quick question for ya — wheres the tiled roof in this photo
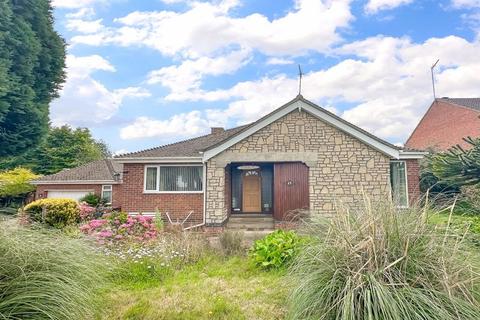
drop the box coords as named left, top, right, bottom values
left=439, top=97, right=480, bottom=111
left=33, top=159, right=123, bottom=183
left=115, top=125, right=249, bottom=158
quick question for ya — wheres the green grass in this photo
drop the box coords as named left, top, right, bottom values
left=96, top=255, right=287, bottom=320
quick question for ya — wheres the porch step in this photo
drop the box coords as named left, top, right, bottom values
left=226, top=214, right=274, bottom=231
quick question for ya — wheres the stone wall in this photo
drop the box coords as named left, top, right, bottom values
left=205, top=108, right=391, bottom=224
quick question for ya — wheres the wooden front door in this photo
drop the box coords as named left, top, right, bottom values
left=242, top=171, right=261, bottom=212
left=273, top=163, right=309, bottom=220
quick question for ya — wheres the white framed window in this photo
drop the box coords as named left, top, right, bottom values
left=390, top=161, right=408, bottom=208
left=144, top=165, right=203, bottom=193
left=101, top=185, right=113, bottom=204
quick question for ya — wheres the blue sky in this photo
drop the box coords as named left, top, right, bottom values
left=50, top=0, right=480, bottom=154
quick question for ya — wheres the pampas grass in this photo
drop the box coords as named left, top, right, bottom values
left=288, top=198, right=480, bottom=320
left=0, top=225, right=106, bottom=320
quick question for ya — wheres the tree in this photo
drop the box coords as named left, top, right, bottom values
left=431, top=137, right=480, bottom=187
left=0, top=0, right=66, bottom=157
left=0, top=125, right=112, bottom=175
left=0, top=167, right=39, bottom=206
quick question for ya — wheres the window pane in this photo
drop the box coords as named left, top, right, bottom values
left=102, top=191, right=112, bottom=204
left=390, top=162, right=408, bottom=207
left=159, top=166, right=203, bottom=191
left=145, top=167, right=158, bottom=190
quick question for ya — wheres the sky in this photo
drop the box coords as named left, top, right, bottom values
left=50, top=0, right=480, bottom=155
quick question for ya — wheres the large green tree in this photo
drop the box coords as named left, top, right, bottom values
left=0, top=0, right=65, bottom=157
left=0, top=126, right=111, bottom=175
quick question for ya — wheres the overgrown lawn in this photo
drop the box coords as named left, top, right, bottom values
left=96, top=256, right=287, bottom=320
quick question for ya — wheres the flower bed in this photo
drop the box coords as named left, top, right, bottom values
left=80, top=212, right=158, bottom=244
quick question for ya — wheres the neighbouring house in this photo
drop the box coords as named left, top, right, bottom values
left=32, top=159, right=123, bottom=208
left=405, top=97, right=480, bottom=151
left=32, top=96, right=425, bottom=230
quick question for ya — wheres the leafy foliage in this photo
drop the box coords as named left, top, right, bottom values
left=250, top=229, right=303, bottom=269
left=24, top=198, right=80, bottom=228
left=0, top=225, right=105, bottom=320
left=431, top=137, right=480, bottom=187
left=80, top=193, right=102, bottom=207
left=0, top=0, right=65, bottom=157
left=0, top=125, right=111, bottom=175
left=0, top=167, right=38, bottom=197
left=288, top=201, right=480, bottom=320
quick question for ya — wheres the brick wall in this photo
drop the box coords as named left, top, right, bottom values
left=206, top=103, right=391, bottom=224
left=122, top=163, right=204, bottom=224
left=35, top=184, right=123, bottom=208
left=406, top=100, right=480, bottom=151
left=405, top=159, right=421, bottom=206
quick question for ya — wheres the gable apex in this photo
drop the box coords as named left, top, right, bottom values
left=202, top=96, right=401, bottom=161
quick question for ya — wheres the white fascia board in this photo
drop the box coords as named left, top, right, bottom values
left=202, top=100, right=400, bottom=161
left=398, top=151, right=428, bottom=159
left=116, top=157, right=203, bottom=164
left=31, top=180, right=120, bottom=185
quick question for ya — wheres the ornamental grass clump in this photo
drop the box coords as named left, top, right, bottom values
left=0, top=225, right=106, bottom=320
left=288, top=199, right=480, bottom=320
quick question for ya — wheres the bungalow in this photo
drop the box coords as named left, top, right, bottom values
left=33, top=95, right=425, bottom=230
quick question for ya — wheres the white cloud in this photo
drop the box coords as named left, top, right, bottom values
left=120, top=111, right=210, bottom=139
left=52, top=0, right=105, bottom=9
left=147, top=49, right=251, bottom=100
left=71, top=0, right=353, bottom=57
left=65, top=8, right=96, bottom=19
left=50, top=54, right=150, bottom=126
left=66, top=18, right=104, bottom=33
left=452, top=0, right=480, bottom=8
left=266, top=57, right=295, bottom=65
left=364, top=0, right=413, bottom=14
left=145, top=35, right=480, bottom=142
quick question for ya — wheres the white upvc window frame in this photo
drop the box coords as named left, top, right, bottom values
left=143, top=164, right=204, bottom=194
left=101, top=185, right=113, bottom=205
left=390, top=160, right=409, bottom=208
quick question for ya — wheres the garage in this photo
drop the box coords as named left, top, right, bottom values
left=46, top=190, right=93, bottom=201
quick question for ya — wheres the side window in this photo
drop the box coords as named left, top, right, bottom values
left=102, top=185, right=113, bottom=204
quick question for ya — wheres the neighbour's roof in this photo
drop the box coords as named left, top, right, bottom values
left=438, top=97, right=480, bottom=111
left=115, top=125, right=249, bottom=158
left=32, top=159, right=123, bottom=183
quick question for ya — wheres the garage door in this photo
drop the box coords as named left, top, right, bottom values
left=47, top=190, right=92, bottom=201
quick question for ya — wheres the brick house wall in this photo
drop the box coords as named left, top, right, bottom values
left=205, top=106, right=391, bottom=224
left=35, top=184, right=123, bottom=208
left=406, top=100, right=480, bottom=151
left=405, top=159, right=421, bottom=206
left=121, top=163, right=204, bottom=224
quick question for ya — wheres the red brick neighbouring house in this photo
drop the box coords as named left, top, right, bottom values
left=33, top=96, right=425, bottom=229
left=405, top=97, right=480, bottom=151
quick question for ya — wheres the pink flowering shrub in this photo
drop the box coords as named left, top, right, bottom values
left=79, top=203, right=96, bottom=221
left=80, top=212, right=158, bottom=244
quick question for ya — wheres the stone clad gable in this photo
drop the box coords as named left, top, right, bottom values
left=205, top=109, right=391, bottom=224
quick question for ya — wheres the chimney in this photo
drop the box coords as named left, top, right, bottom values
left=211, top=127, right=225, bottom=134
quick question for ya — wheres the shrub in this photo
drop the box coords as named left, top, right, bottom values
left=250, top=229, right=303, bottom=269
left=24, top=198, right=80, bottom=228
left=0, top=168, right=39, bottom=207
left=80, top=193, right=102, bottom=207
left=0, top=225, right=106, bottom=319
left=79, top=202, right=96, bottom=221
left=219, top=230, right=245, bottom=256
left=288, top=200, right=480, bottom=320
left=80, top=212, right=157, bottom=244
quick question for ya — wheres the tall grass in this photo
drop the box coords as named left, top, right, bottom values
left=0, top=225, right=106, bottom=320
left=288, top=199, right=480, bottom=320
